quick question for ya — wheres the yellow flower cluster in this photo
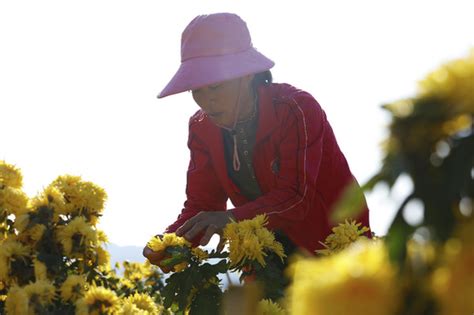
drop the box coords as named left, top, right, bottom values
left=1, top=162, right=167, bottom=314
left=147, top=233, right=190, bottom=252
left=316, top=220, right=370, bottom=256
left=50, top=175, right=107, bottom=224
left=223, top=214, right=285, bottom=268
left=76, top=286, right=120, bottom=315
left=287, top=240, right=399, bottom=315
left=431, top=221, right=474, bottom=315
left=0, top=161, right=23, bottom=189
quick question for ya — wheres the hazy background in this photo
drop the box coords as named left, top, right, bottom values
left=1, top=0, right=473, bottom=257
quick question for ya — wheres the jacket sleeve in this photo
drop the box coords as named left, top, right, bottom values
left=231, top=92, right=327, bottom=230
left=165, top=127, right=228, bottom=234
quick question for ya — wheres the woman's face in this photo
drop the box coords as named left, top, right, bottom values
left=191, top=75, right=253, bottom=128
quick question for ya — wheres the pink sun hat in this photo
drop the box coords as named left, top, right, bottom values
left=157, top=13, right=275, bottom=98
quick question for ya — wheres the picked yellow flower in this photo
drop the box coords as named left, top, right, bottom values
left=147, top=233, right=191, bottom=253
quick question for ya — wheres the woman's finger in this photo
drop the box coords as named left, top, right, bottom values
left=200, top=224, right=218, bottom=246
left=182, top=220, right=207, bottom=241
left=176, top=212, right=205, bottom=236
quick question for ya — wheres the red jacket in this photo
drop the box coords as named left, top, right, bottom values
left=165, top=83, right=370, bottom=253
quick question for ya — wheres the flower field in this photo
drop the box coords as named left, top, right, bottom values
left=1, top=50, right=473, bottom=314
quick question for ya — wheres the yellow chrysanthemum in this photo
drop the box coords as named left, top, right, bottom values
left=223, top=215, right=285, bottom=268
left=5, top=285, right=29, bottom=315
left=120, top=293, right=162, bottom=315
left=29, top=186, right=67, bottom=218
left=316, top=219, right=370, bottom=256
left=24, top=280, right=56, bottom=306
left=257, top=299, right=286, bottom=315
left=287, top=240, right=399, bottom=315
left=76, top=286, right=120, bottom=315
left=431, top=229, right=474, bottom=315
left=56, top=216, right=97, bottom=256
left=34, top=259, right=48, bottom=281
left=0, top=240, right=30, bottom=282
left=0, top=186, right=29, bottom=216
left=191, top=247, right=209, bottom=261
left=60, top=274, right=87, bottom=302
left=0, top=161, right=23, bottom=189
left=147, top=233, right=191, bottom=253
left=49, top=175, right=107, bottom=222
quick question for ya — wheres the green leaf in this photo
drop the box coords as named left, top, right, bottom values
left=189, top=285, right=222, bottom=315
left=331, top=181, right=368, bottom=223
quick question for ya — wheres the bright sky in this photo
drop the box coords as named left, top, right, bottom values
left=1, top=0, right=473, bottom=247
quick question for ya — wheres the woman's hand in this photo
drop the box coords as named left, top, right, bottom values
left=176, top=211, right=235, bottom=246
left=142, top=236, right=172, bottom=273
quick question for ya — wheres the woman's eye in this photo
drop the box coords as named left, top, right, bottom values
left=209, top=84, right=220, bottom=90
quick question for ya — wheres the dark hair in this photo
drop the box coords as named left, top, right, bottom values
left=251, top=70, right=273, bottom=93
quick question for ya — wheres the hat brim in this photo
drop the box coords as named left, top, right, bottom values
left=157, top=47, right=274, bottom=98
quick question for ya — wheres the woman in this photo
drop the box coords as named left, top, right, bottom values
left=144, top=13, right=370, bottom=268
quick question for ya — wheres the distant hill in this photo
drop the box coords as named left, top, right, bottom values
left=106, top=243, right=146, bottom=266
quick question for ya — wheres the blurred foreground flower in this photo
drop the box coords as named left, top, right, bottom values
left=431, top=221, right=474, bottom=315
left=287, top=240, right=399, bottom=315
